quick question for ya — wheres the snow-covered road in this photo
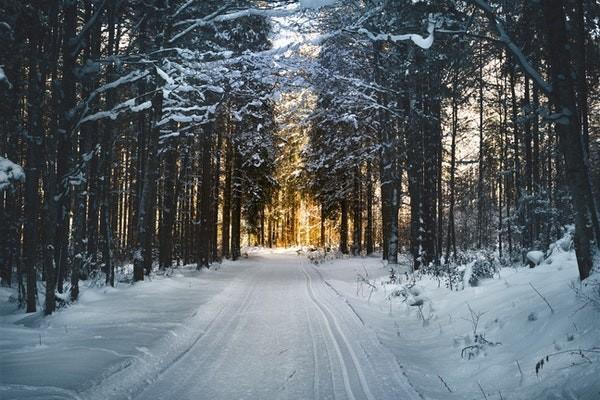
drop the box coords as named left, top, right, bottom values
left=4, top=250, right=597, bottom=399
left=0, top=251, right=419, bottom=400
left=127, top=253, right=419, bottom=400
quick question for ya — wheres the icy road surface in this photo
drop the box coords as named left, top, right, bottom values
left=126, top=253, right=420, bottom=400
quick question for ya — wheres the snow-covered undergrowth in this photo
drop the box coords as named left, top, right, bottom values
left=0, top=260, right=256, bottom=399
left=0, top=156, right=25, bottom=192
left=314, top=251, right=600, bottom=399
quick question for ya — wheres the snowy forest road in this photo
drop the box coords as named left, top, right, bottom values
left=126, top=253, right=420, bottom=400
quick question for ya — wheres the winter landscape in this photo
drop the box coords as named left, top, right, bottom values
left=1, top=0, right=599, bottom=399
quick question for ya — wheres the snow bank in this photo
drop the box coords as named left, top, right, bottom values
left=527, top=250, right=545, bottom=266
left=314, top=251, right=600, bottom=399
left=0, top=156, right=25, bottom=191
left=299, top=0, right=338, bottom=9
left=0, top=261, right=256, bottom=399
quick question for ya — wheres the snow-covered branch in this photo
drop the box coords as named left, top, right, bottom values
left=79, top=98, right=152, bottom=124
left=0, top=66, right=12, bottom=89
left=468, top=0, right=552, bottom=94
left=0, top=157, right=25, bottom=191
left=76, top=69, right=151, bottom=129
left=71, top=0, right=107, bottom=57
left=356, top=14, right=441, bottom=50
left=170, top=0, right=339, bottom=43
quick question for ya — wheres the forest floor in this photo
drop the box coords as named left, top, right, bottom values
left=0, top=249, right=599, bottom=400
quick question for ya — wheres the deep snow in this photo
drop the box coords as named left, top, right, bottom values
left=315, top=251, right=600, bottom=400
left=0, top=248, right=598, bottom=400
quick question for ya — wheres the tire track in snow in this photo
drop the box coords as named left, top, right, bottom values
left=182, top=274, right=263, bottom=389
left=301, top=265, right=376, bottom=400
left=81, top=265, right=261, bottom=400
left=303, top=272, right=340, bottom=400
left=308, top=264, right=424, bottom=400
left=303, top=299, right=321, bottom=400
left=0, top=384, right=83, bottom=400
left=134, top=269, right=263, bottom=399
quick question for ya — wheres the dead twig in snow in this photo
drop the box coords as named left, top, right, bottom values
left=529, top=282, right=555, bottom=314
left=516, top=359, right=524, bottom=384
left=477, top=382, right=488, bottom=400
left=438, top=375, right=452, bottom=393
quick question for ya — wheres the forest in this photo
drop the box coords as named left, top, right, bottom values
left=1, top=0, right=598, bottom=311
left=0, top=1, right=599, bottom=398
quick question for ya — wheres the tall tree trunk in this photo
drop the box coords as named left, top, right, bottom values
left=211, top=125, right=222, bottom=261
left=197, top=126, right=213, bottom=269
left=523, top=77, right=533, bottom=249
left=509, top=66, right=523, bottom=254
left=320, top=204, right=326, bottom=247
left=159, top=140, right=178, bottom=269
left=23, top=25, right=44, bottom=312
left=101, top=2, right=118, bottom=286
left=222, top=135, right=232, bottom=259
left=339, top=199, right=349, bottom=254
left=542, top=0, right=595, bottom=280
left=230, top=148, right=242, bottom=261
left=365, top=162, right=374, bottom=255
left=352, top=165, right=362, bottom=255
left=134, top=91, right=163, bottom=280
left=445, top=91, right=458, bottom=265
left=477, top=46, right=485, bottom=249
left=42, top=1, right=63, bottom=315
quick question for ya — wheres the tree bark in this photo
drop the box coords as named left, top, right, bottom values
left=365, top=162, right=374, bottom=255
left=197, top=125, right=213, bottom=269
left=159, top=140, right=178, bottom=269
left=339, top=199, right=349, bottom=254
left=222, top=135, right=232, bottom=259
left=351, top=165, right=362, bottom=255
left=230, top=148, right=242, bottom=261
left=542, top=0, right=595, bottom=280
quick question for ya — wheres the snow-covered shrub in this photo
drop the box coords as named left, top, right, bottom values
left=305, top=247, right=344, bottom=264
left=387, top=282, right=427, bottom=307
left=468, top=251, right=500, bottom=286
left=422, top=250, right=500, bottom=290
left=572, top=274, right=600, bottom=311
left=356, top=268, right=378, bottom=301
left=548, top=225, right=574, bottom=257
left=460, top=304, right=501, bottom=360
left=0, top=157, right=25, bottom=192
left=387, top=268, right=398, bottom=284
left=445, top=261, right=464, bottom=291
left=526, top=250, right=545, bottom=268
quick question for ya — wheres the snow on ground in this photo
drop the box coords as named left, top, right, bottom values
left=0, top=260, right=257, bottom=400
left=299, top=0, right=338, bottom=9
left=314, top=251, right=600, bottom=400
left=1, top=247, right=598, bottom=400
left=0, top=251, right=421, bottom=400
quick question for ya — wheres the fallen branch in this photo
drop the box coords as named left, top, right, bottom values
left=535, top=347, right=600, bottom=375
left=529, top=282, right=555, bottom=314
left=477, top=382, right=488, bottom=400
left=438, top=375, right=452, bottom=393
left=516, top=359, right=524, bottom=384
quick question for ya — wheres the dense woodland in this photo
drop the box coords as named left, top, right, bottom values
left=0, top=0, right=598, bottom=315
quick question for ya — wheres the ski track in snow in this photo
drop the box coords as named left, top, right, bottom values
left=301, top=265, right=374, bottom=400
left=106, top=253, right=419, bottom=399
left=1, top=252, right=421, bottom=400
